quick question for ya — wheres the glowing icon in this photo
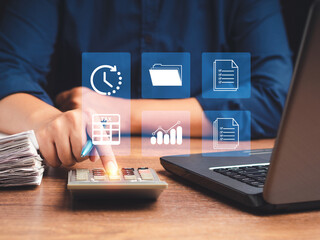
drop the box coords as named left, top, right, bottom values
left=149, top=64, right=182, bottom=86
left=90, top=65, right=123, bottom=96
left=213, top=118, right=239, bottom=149
left=92, top=114, right=120, bottom=145
left=150, top=121, right=182, bottom=145
left=213, top=59, right=239, bottom=91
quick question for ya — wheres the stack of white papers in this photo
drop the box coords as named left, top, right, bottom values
left=0, top=130, right=44, bottom=187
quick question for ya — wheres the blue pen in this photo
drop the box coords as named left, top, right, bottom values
left=81, top=119, right=107, bottom=158
left=80, top=138, right=94, bottom=157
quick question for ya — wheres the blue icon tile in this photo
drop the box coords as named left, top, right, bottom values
left=142, top=52, right=190, bottom=99
left=82, top=52, right=131, bottom=99
left=202, top=53, right=251, bottom=99
left=81, top=52, right=131, bottom=156
left=202, top=111, right=251, bottom=157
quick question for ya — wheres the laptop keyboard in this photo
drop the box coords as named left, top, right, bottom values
left=212, top=164, right=269, bottom=188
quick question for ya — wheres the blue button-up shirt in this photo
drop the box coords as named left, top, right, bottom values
left=0, top=0, right=292, bottom=139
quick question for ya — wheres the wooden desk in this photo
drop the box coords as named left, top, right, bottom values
left=0, top=138, right=319, bottom=240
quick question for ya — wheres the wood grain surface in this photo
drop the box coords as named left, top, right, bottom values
left=0, top=137, right=319, bottom=240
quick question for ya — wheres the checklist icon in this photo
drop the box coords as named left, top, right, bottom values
left=213, top=118, right=239, bottom=149
left=213, top=59, right=239, bottom=91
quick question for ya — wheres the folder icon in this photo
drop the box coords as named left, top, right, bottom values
left=149, top=64, right=182, bottom=86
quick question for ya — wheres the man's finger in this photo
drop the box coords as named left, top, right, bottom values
left=39, top=138, right=62, bottom=168
left=96, top=144, right=118, bottom=174
left=83, top=109, right=118, bottom=173
left=89, top=148, right=99, bottom=162
left=70, top=123, right=87, bottom=162
left=54, top=132, right=77, bottom=167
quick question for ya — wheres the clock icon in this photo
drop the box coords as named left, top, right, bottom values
left=90, top=65, right=123, bottom=96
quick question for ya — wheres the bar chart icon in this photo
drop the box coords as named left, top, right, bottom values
left=150, top=121, right=182, bottom=145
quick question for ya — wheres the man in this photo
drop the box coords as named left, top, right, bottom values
left=0, top=0, right=292, bottom=172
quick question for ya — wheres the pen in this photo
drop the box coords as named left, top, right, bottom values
left=81, top=119, right=107, bottom=158
left=80, top=138, right=94, bottom=157
left=80, top=120, right=108, bottom=158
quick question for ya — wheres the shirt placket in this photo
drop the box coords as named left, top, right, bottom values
left=141, top=0, right=160, bottom=51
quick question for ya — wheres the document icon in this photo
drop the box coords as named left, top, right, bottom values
left=149, top=64, right=182, bottom=86
left=213, top=118, right=239, bottom=149
left=213, top=59, right=239, bottom=91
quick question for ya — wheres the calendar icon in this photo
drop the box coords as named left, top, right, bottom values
left=92, top=114, right=121, bottom=145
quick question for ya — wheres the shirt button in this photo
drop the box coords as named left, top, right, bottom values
left=144, top=34, right=153, bottom=44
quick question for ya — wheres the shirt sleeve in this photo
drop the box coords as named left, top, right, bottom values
left=0, top=0, right=60, bottom=105
left=197, top=0, right=293, bottom=139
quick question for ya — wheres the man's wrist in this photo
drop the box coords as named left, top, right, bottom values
left=27, top=103, right=61, bottom=131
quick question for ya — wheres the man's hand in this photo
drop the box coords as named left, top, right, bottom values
left=56, top=87, right=131, bottom=133
left=0, top=93, right=118, bottom=172
left=34, top=109, right=117, bottom=171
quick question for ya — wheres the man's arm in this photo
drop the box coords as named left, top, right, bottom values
left=0, top=93, right=60, bottom=134
left=56, top=87, right=212, bottom=138
left=0, top=0, right=59, bottom=105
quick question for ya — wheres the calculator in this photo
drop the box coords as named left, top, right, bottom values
left=67, top=167, right=168, bottom=199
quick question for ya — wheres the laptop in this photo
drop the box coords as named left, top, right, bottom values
left=160, top=1, right=320, bottom=213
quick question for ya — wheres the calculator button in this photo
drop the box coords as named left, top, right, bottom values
left=93, top=175, right=106, bottom=180
left=108, top=169, right=121, bottom=180
left=138, top=169, right=154, bottom=180
left=92, top=169, right=106, bottom=180
left=124, top=175, right=137, bottom=180
left=76, top=169, right=89, bottom=181
left=122, top=167, right=134, bottom=171
left=108, top=174, right=121, bottom=180
left=121, top=168, right=134, bottom=174
left=121, top=168, right=136, bottom=180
